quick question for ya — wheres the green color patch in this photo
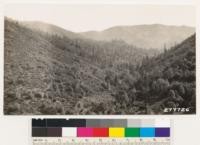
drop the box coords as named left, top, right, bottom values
left=125, top=128, right=140, bottom=137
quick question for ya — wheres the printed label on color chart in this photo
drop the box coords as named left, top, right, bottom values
left=31, top=119, right=171, bottom=145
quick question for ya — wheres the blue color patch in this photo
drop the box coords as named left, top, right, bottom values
left=140, top=128, right=155, bottom=137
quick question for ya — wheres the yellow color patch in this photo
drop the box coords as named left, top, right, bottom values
left=109, top=128, right=125, bottom=137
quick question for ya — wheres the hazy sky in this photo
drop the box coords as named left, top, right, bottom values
left=5, top=4, right=195, bottom=32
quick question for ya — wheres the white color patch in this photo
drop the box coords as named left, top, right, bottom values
left=62, top=127, right=77, bottom=137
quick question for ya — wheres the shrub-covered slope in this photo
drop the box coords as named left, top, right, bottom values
left=4, top=19, right=107, bottom=114
left=4, top=18, right=156, bottom=114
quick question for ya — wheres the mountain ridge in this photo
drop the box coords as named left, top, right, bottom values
left=9, top=17, right=194, bottom=50
left=20, top=20, right=82, bottom=39
left=80, top=24, right=195, bottom=49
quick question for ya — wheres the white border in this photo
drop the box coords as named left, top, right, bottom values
left=0, top=1, right=199, bottom=145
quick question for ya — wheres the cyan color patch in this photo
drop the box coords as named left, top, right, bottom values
left=140, top=128, right=155, bottom=137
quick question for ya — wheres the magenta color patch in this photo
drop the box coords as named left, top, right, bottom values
left=77, top=127, right=93, bottom=137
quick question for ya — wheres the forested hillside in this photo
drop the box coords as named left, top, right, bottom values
left=4, top=18, right=195, bottom=115
left=122, top=35, right=196, bottom=114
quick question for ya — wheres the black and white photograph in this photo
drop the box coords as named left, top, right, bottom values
left=4, top=4, right=196, bottom=115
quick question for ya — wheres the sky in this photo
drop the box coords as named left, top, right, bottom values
left=5, top=4, right=195, bottom=32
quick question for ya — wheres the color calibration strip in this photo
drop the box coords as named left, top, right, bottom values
left=32, top=119, right=170, bottom=138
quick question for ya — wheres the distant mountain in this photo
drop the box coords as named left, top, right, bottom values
left=20, top=21, right=82, bottom=39
left=18, top=19, right=195, bottom=50
left=80, top=24, right=195, bottom=49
